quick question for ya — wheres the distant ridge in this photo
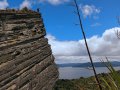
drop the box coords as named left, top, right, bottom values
left=57, top=61, right=120, bottom=67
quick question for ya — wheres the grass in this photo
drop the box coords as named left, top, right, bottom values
left=100, top=58, right=120, bottom=90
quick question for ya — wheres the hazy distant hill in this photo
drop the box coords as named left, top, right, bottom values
left=57, top=61, right=120, bottom=67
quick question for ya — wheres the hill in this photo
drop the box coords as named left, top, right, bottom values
left=57, top=61, right=120, bottom=67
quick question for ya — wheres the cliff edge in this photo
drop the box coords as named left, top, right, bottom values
left=0, top=9, right=58, bottom=90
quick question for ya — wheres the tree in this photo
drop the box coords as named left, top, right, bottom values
left=21, top=7, right=29, bottom=12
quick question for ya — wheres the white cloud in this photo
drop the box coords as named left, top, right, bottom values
left=47, top=0, right=69, bottom=5
left=55, top=56, right=120, bottom=64
left=38, top=0, right=69, bottom=5
left=46, top=27, right=120, bottom=63
left=19, top=0, right=69, bottom=9
left=91, top=23, right=101, bottom=27
left=0, top=0, right=9, bottom=9
left=20, top=0, right=32, bottom=9
left=46, top=34, right=83, bottom=56
left=79, top=4, right=100, bottom=18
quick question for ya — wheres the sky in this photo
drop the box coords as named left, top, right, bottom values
left=0, top=0, right=120, bottom=63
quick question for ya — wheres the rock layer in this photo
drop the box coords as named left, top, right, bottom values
left=0, top=10, right=58, bottom=90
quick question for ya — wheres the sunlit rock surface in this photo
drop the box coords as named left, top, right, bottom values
left=0, top=9, right=58, bottom=90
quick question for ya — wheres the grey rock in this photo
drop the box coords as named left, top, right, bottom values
left=0, top=10, right=58, bottom=90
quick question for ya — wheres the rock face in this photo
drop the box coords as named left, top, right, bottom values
left=0, top=10, right=58, bottom=90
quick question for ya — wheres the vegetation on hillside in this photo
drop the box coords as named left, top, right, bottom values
left=54, top=57, right=120, bottom=90
left=0, top=7, right=39, bottom=14
left=53, top=70, right=120, bottom=90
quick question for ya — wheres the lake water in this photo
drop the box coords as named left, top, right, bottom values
left=59, top=67, right=120, bottom=79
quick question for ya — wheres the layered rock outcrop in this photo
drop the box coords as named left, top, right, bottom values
left=0, top=10, right=58, bottom=90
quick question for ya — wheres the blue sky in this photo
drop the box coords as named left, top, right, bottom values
left=40, top=0, right=120, bottom=40
left=0, top=0, right=120, bottom=63
left=39, top=0, right=120, bottom=40
left=1, top=0, right=119, bottom=40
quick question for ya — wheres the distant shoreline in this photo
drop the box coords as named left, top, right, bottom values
left=57, top=61, right=120, bottom=68
left=58, top=66, right=120, bottom=79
